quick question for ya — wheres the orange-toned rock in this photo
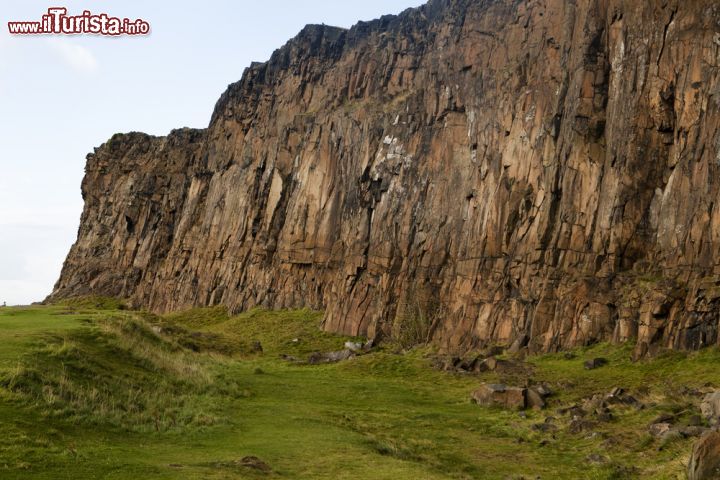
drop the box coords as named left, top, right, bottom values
left=50, top=0, right=720, bottom=356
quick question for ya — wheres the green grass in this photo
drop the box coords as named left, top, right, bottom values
left=0, top=304, right=713, bottom=478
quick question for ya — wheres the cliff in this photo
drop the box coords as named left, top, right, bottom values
left=51, top=0, right=720, bottom=357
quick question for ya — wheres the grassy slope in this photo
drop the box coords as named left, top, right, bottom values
left=0, top=303, right=713, bottom=479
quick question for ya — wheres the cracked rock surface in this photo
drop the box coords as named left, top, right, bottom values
left=51, top=0, right=720, bottom=356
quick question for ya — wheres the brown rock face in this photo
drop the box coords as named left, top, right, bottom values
left=51, top=0, right=720, bottom=355
left=689, top=431, right=720, bottom=480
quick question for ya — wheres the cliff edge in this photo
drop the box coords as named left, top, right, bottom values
left=51, top=0, right=720, bottom=357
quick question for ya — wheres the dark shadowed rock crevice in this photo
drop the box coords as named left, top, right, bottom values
left=51, top=0, right=720, bottom=356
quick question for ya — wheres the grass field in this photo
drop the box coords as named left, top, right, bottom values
left=0, top=301, right=713, bottom=479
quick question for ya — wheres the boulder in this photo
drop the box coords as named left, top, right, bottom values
left=583, top=394, right=607, bottom=411
left=526, top=388, right=546, bottom=410
left=508, top=334, right=529, bottom=354
left=701, top=391, right=720, bottom=424
left=535, top=384, right=553, bottom=398
left=594, top=407, right=613, bottom=422
left=344, top=341, right=363, bottom=352
left=457, top=355, right=481, bottom=372
left=584, top=358, right=608, bottom=370
left=482, top=357, right=498, bottom=371
left=649, top=422, right=673, bottom=437
left=307, top=349, right=354, bottom=364
left=479, top=357, right=519, bottom=373
left=689, top=431, right=720, bottom=480
left=568, top=418, right=596, bottom=434
left=471, top=384, right=526, bottom=410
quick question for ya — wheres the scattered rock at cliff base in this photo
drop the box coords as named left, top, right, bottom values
left=507, top=334, right=529, bottom=354
left=344, top=339, right=374, bottom=353
left=344, top=341, right=363, bottom=352
left=471, top=384, right=551, bottom=411
left=471, top=384, right=526, bottom=410
left=568, top=418, right=596, bottom=434
left=584, top=358, right=608, bottom=370
left=307, top=349, right=354, bottom=364
left=434, top=352, right=530, bottom=376
left=649, top=422, right=673, bottom=438
left=689, top=431, right=720, bottom=480
left=701, top=391, right=720, bottom=425
left=237, top=456, right=271, bottom=474
left=526, top=388, right=546, bottom=410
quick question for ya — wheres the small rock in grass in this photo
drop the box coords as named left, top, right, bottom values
left=649, top=422, right=673, bottom=437
left=307, top=349, right=354, bottom=364
left=568, top=418, right=596, bottom=434
left=526, top=388, right=546, bottom=410
left=344, top=341, right=363, bottom=352
left=594, top=407, right=613, bottom=422
left=535, top=384, right=553, bottom=398
left=584, top=358, right=608, bottom=370
left=238, top=456, right=271, bottom=473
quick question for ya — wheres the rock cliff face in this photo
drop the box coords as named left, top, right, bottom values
left=51, top=0, right=720, bottom=356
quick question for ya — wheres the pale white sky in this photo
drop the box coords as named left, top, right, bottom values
left=0, top=0, right=424, bottom=305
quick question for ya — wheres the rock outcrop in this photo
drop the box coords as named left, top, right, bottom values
left=51, top=0, right=720, bottom=356
left=689, top=431, right=720, bottom=480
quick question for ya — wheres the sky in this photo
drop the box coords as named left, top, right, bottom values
left=0, top=0, right=425, bottom=306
